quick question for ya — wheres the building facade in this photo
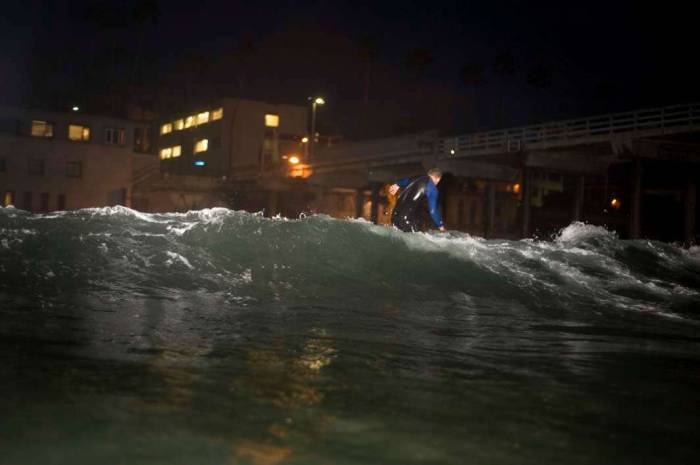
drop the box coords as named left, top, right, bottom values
left=135, top=98, right=309, bottom=212
left=157, top=98, right=308, bottom=178
left=0, top=106, right=155, bottom=212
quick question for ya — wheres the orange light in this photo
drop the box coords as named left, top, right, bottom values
left=610, top=198, right=621, bottom=210
left=289, top=163, right=312, bottom=178
left=288, top=156, right=300, bottom=165
left=512, top=183, right=521, bottom=194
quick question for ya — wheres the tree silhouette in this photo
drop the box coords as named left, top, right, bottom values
left=357, top=36, right=380, bottom=105
left=404, top=48, right=434, bottom=78
left=460, top=63, right=486, bottom=130
left=526, top=62, right=553, bottom=121
left=128, top=1, right=160, bottom=96
left=231, top=36, right=257, bottom=95
left=492, top=51, right=516, bottom=77
left=526, top=63, right=552, bottom=90
left=492, top=51, right=516, bottom=126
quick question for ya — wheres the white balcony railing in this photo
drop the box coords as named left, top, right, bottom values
left=438, top=103, right=700, bottom=157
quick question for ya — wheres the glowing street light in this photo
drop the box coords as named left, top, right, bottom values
left=288, top=155, right=301, bottom=165
left=309, top=96, right=325, bottom=158
left=301, top=136, right=309, bottom=143
left=72, top=106, right=79, bottom=112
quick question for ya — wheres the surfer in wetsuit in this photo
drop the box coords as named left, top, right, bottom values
left=389, top=168, right=445, bottom=232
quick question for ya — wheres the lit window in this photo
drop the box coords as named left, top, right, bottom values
left=172, top=145, right=182, bottom=157
left=3, top=191, right=14, bottom=207
left=68, top=124, right=90, bottom=141
left=265, top=114, right=279, bottom=127
left=174, top=119, right=184, bottom=130
left=159, top=147, right=172, bottom=159
left=194, top=139, right=208, bottom=153
left=185, top=116, right=196, bottom=128
left=31, top=120, right=53, bottom=138
left=211, top=108, right=223, bottom=120
left=104, top=128, right=125, bottom=145
left=161, top=123, right=172, bottom=135
left=197, top=111, right=210, bottom=125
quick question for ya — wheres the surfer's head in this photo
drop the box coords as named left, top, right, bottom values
left=427, top=168, right=443, bottom=185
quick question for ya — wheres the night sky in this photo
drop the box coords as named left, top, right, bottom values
left=1, top=0, right=697, bottom=138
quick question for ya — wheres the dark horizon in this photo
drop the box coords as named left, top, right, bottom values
left=2, top=0, right=699, bottom=138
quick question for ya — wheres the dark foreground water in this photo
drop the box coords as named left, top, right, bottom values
left=1, top=206, right=699, bottom=465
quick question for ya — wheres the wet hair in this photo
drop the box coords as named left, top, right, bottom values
left=427, top=168, right=442, bottom=178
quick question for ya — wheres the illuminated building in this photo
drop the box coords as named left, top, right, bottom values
left=156, top=98, right=307, bottom=178
left=0, top=106, right=154, bottom=211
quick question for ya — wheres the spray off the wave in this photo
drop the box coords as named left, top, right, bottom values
left=1, top=206, right=700, bottom=465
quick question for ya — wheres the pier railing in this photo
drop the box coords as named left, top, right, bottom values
left=438, top=103, right=700, bottom=157
left=312, top=133, right=436, bottom=172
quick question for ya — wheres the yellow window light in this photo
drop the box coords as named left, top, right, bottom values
left=172, top=145, right=182, bottom=157
left=194, top=139, right=208, bottom=153
left=160, top=147, right=172, bottom=159
left=265, top=114, right=279, bottom=128
left=197, top=111, right=210, bottom=125
left=68, top=124, right=90, bottom=141
left=211, top=107, right=223, bottom=120
left=185, top=115, right=196, bottom=128
left=31, top=120, right=53, bottom=138
left=3, top=191, right=13, bottom=207
left=174, top=119, right=184, bottom=131
left=161, top=123, right=172, bottom=135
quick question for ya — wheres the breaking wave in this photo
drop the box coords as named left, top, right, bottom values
left=3, top=205, right=700, bottom=465
left=1, top=206, right=699, bottom=322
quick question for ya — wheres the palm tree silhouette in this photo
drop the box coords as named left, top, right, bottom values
left=460, top=63, right=486, bottom=130
left=526, top=62, right=553, bottom=121
left=492, top=51, right=516, bottom=126
left=357, top=36, right=380, bottom=105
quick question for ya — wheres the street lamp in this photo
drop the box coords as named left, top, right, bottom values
left=309, top=97, right=325, bottom=158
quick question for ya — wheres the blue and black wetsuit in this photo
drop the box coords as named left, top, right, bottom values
left=391, top=176, right=444, bottom=232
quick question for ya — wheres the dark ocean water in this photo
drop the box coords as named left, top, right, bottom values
left=1, top=206, right=699, bottom=465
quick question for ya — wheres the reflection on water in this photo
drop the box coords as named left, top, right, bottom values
left=2, top=208, right=700, bottom=464
left=229, top=329, right=337, bottom=464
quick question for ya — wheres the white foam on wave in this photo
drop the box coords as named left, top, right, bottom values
left=165, top=251, right=194, bottom=269
left=85, top=205, right=161, bottom=223
left=554, top=222, right=617, bottom=245
left=372, top=222, right=697, bottom=321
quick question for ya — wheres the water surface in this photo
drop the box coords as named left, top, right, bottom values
left=1, top=207, right=699, bottom=464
